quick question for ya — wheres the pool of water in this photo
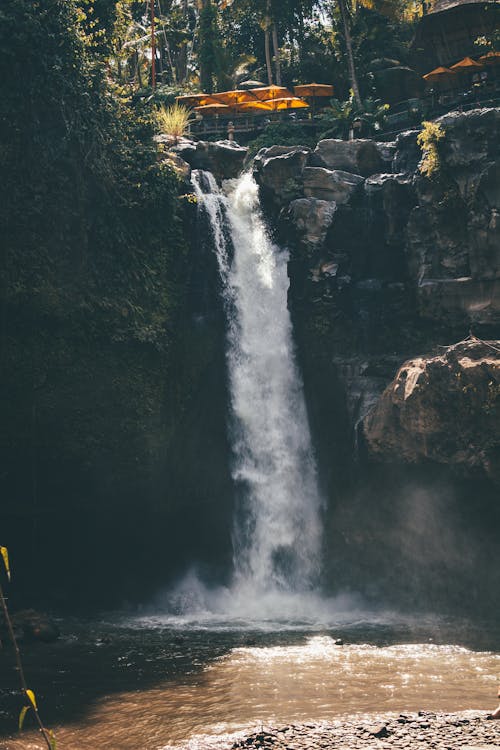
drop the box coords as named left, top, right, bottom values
left=0, top=615, right=499, bottom=750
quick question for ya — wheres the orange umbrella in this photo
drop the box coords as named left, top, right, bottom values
left=238, top=97, right=309, bottom=117
left=250, top=85, right=295, bottom=101
left=294, top=83, right=334, bottom=97
left=423, top=66, right=456, bottom=81
left=194, top=103, right=231, bottom=116
left=422, top=66, right=457, bottom=90
left=176, top=93, right=219, bottom=106
left=237, top=100, right=274, bottom=112
left=268, top=97, right=309, bottom=110
left=450, top=56, right=484, bottom=71
left=210, top=89, right=260, bottom=105
left=479, top=51, right=500, bottom=65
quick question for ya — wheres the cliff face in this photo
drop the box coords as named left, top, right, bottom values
left=253, top=108, right=500, bottom=485
left=253, top=109, right=500, bottom=611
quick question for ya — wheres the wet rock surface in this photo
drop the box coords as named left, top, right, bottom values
left=229, top=712, right=500, bottom=750
left=173, top=138, right=248, bottom=182
left=362, top=338, right=500, bottom=482
left=1, top=609, right=60, bottom=643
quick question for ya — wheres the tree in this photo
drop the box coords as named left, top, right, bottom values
left=334, top=0, right=362, bottom=106
left=198, top=0, right=218, bottom=92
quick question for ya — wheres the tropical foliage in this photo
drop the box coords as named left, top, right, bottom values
left=318, top=93, right=389, bottom=139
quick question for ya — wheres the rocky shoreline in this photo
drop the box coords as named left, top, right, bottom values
left=230, top=712, right=500, bottom=750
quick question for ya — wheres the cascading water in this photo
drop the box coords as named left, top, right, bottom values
left=189, top=170, right=324, bottom=614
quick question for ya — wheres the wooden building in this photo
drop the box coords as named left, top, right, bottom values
left=411, top=0, right=500, bottom=73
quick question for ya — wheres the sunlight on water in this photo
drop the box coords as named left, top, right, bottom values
left=4, top=635, right=499, bottom=750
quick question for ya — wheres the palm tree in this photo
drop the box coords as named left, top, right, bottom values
left=336, top=0, right=362, bottom=107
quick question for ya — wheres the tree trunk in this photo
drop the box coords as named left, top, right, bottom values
left=338, top=0, right=362, bottom=108
left=264, top=24, right=273, bottom=85
left=271, top=23, right=281, bottom=86
left=177, top=0, right=188, bottom=83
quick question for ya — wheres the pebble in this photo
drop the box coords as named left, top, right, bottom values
left=230, top=712, right=500, bottom=750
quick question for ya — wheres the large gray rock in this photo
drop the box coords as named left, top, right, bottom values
left=174, top=139, right=247, bottom=182
left=364, top=173, right=416, bottom=246
left=286, top=198, right=337, bottom=251
left=253, top=146, right=311, bottom=208
left=362, top=338, right=500, bottom=482
left=393, top=129, right=421, bottom=174
left=437, top=107, right=500, bottom=169
left=303, top=167, right=364, bottom=204
left=311, top=139, right=385, bottom=177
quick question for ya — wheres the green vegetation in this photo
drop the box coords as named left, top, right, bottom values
left=417, top=121, right=446, bottom=178
left=318, top=94, right=389, bottom=139
left=156, top=103, right=193, bottom=140
left=0, top=0, right=191, bottom=596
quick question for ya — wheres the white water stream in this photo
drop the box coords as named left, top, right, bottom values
left=186, top=170, right=324, bottom=617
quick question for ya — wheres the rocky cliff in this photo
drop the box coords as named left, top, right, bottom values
left=253, top=108, right=500, bottom=487
left=251, top=109, right=500, bottom=611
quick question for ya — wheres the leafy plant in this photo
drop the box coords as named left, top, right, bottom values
left=318, top=93, right=389, bottom=139
left=417, top=121, right=445, bottom=178
left=155, top=103, right=192, bottom=141
left=0, top=547, right=56, bottom=749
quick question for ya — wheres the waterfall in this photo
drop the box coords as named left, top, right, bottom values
left=192, top=170, right=323, bottom=606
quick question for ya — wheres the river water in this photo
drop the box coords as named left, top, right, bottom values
left=0, top=617, right=499, bottom=750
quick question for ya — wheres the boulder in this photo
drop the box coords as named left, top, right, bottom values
left=161, top=152, right=191, bottom=184
left=364, top=173, right=416, bottom=246
left=311, top=139, right=384, bottom=177
left=303, top=167, right=364, bottom=204
left=286, top=198, right=337, bottom=251
left=253, top=146, right=311, bottom=208
left=436, top=108, right=500, bottom=170
left=4, top=609, right=61, bottom=643
left=362, top=338, right=500, bottom=482
left=174, top=139, right=247, bottom=182
left=393, top=129, right=421, bottom=174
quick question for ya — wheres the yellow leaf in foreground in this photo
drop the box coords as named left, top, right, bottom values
left=0, top=547, right=10, bottom=581
left=18, top=705, right=30, bottom=730
left=49, top=729, right=57, bottom=749
left=26, top=689, right=37, bottom=710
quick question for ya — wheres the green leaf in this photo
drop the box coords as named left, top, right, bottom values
left=0, top=547, right=10, bottom=581
left=49, top=729, right=57, bottom=749
left=26, top=689, right=37, bottom=710
left=18, top=705, right=30, bottom=730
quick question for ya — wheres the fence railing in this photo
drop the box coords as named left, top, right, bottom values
left=187, top=90, right=500, bottom=143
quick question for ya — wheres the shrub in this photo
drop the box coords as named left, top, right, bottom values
left=417, top=121, right=445, bottom=178
left=155, top=103, right=193, bottom=140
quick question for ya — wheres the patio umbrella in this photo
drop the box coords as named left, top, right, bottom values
left=237, top=100, right=274, bottom=112
left=268, top=97, right=309, bottom=110
left=294, top=83, right=334, bottom=97
left=250, top=85, right=295, bottom=101
left=423, top=66, right=456, bottom=82
left=294, top=83, right=333, bottom=117
left=422, top=66, right=456, bottom=91
left=478, top=51, right=500, bottom=65
left=450, top=56, right=484, bottom=72
left=176, top=93, right=219, bottom=107
left=194, top=103, right=231, bottom=116
left=238, top=97, right=309, bottom=118
left=210, top=89, right=260, bottom=105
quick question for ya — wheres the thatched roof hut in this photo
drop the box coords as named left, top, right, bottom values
left=411, top=0, right=500, bottom=73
